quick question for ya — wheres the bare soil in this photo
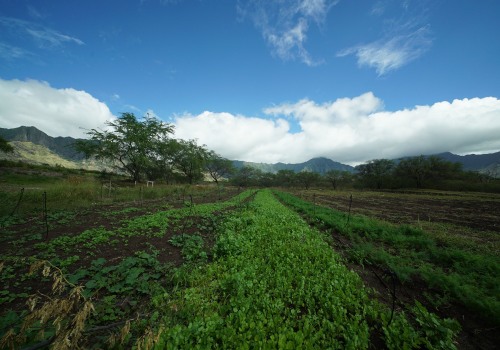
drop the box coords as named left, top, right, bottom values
left=311, top=190, right=500, bottom=233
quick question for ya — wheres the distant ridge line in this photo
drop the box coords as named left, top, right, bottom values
left=1, top=125, right=499, bottom=174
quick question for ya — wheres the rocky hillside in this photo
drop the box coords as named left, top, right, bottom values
left=0, top=126, right=84, bottom=161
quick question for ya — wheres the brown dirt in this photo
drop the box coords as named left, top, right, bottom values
left=310, top=190, right=500, bottom=233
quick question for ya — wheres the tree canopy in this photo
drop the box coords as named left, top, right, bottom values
left=170, top=139, right=208, bottom=184
left=355, top=159, right=395, bottom=189
left=75, top=113, right=174, bottom=182
left=0, top=136, right=14, bottom=154
left=205, top=151, right=235, bottom=185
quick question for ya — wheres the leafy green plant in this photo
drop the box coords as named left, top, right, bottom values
left=274, top=190, right=500, bottom=324
left=154, top=190, right=458, bottom=348
left=169, top=234, right=207, bottom=263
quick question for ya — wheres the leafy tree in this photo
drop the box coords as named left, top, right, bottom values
left=427, top=156, right=463, bottom=181
left=170, top=139, right=208, bottom=184
left=231, top=166, right=259, bottom=188
left=355, top=159, right=395, bottom=189
left=258, top=172, right=275, bottom=187
left=0, top=136, right=14, bottom=153
left=205, top=151, right=235, bottom=185
left=324, top=170, right=350, bottom=190
left=295, top=170, right=320, bottom=190
left=75, top=113, right=174, bottom=182
left=275, top=170, right=296, bottom=187
left=396, top=155, right=430, bottom=188
left=146, top=140, right=178, bottom=183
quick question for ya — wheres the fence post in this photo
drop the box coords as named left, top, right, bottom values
left=43, top=191, right=49, bottom=240
left=313, top=193, right=316, bottom=216
left=10, top=187, right=25, bottom=217
left=346, top=194, right=353, bottom=226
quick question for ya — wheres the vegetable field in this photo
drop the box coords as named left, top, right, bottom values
left=0, top=186, right=498, bottom=349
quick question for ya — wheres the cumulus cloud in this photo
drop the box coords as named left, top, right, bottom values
left=0, top=78, right=115, bottom=138
left=2, top=78, right=498, bottom=165
left=174, top=111, right=294, bottom=162
left=174, top=93, right=500, bottom=165
left=238, top=0, right=337, bottom=65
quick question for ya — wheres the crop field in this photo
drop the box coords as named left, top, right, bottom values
left=0, top=184, right=498, bottom=349
left=280, top=188, right=500, bottom=349
left=299, top=189, right=500, bottom=234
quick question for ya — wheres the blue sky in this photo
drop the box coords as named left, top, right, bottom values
left=1, top=0, right=499, bottom=164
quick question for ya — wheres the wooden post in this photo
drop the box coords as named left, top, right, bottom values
left=346, top=194, right=353, bottom=226
left=43, top=192, right=49, bottom=240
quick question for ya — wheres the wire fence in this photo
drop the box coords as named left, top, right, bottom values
left=0, top=183, right=232, bottom=229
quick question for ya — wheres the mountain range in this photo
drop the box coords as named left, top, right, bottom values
left=232, top=158, right=354, bottom=174
left=1, top=126, right=499, bottom=176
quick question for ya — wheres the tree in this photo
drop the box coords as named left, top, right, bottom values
left=295, top=170, right=320, bottom=190
left=0, top=136, right=14, bottom=153
left=75, top=113, right=174, bottom=182
left=395, top=155, right=429, bottom=188
left=170, top=139, right=208, bottom=184
left=231, top=166, right=259, bottom=188
left=324, top=170, right=350, bottom=190
left=147, top=140, right=178, bottom=183
left=275, top=170, right=296, bottom=187
left=258, top=172, right=275, bottom=187
left=355, top=159, right=395, bottom=189
left=427, top=156, right=463, bottom=181
left=205, top=151, right=235, bottom=185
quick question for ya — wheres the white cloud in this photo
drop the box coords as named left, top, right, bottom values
left=0, top=16, right=84, bottom=49
left=0, top=78, right=115, bottom=138
left=238, top=0, right=337, bottom=66
left=174, top=111, right=294, bottom=162
left=0, top=42, right=32, bottom=60
left=371, top=1, right=386, bottom=16
left=338, top=0, right=432, bottom=75
left=27, top=5, right=45, bottom=20
left=26, top=28, right=84, bottom=47
left=174, top=93, right=500, bottom=165
left=2, top=78, right=498, bottom=165
left=338, top=25, right=432, bottom=75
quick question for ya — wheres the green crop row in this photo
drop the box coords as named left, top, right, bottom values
left=153, top=190, right=459, bottom=349
left=273, top=190, right=500, bottom=326
left=0, top=191, right=255, bottom=348
left=33, top=190, right=256, bottom=257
